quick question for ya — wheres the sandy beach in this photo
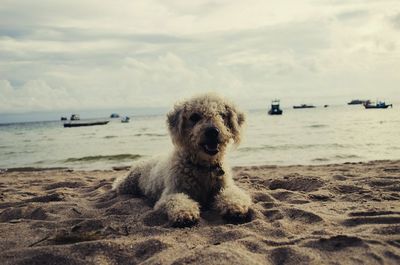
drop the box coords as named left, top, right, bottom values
left=0, top=160, right=399, bottom=264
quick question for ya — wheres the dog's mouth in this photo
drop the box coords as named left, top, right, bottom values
left=201, top=141, right=220, bottom=156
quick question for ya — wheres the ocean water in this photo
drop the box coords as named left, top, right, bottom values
left=0, top=105, right=399, bottom=170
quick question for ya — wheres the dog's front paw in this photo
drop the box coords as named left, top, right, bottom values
left=222, top=203, right=252, bottom=223
left=156, top=193, right=201, bottom=228
left=170, top=209, right=200, bottom=228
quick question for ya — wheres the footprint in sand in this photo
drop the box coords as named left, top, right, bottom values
left=348, top=210, right=400, bottom=217
left=383, top=167, right=400, bottom=173
left=208, top=228, right=250, bottom=245
left=44, top=181, right=85, bottom=190
left=366, top=179, right=400, bottom=191
left=372, top=225, right=400, bottom=235
left=104, top=198, right=151, bottom=216
left=131, top=239, right=168, bottom=262
left=252, top=192, right=275, bottom=203
left=342, top=216, right=400, bottom=227
left=332, top=175, right=347, bottom=181
left=283, top=208, right=323, bottom=223
left=342, top=210, right=400, bottom=227
left=307, top=192, right=332, bottom=201
left=267, top=247, right=313, bottom=265
left=332, top=184, right=369, bottom=194
left=25, top=193, right=65, bottom=203
left=13, top=253, right=80, bottom=265
left=268, top=176, right=324, bottom=192
left=270, top=191, right=310, bottom=205
left=0, top=206, right=48, bottom=222
left=0, top=192, right=66, bottom=209
left=238, top=239, right=268, bottom=254
left=262, top=209, right=284, bottom=222
left=142, top=210, right=169, bottom=227
left=304, top=235, right=364, bottom=251
left=259, top=202, right=277, bottom=209
left=171, top=246, right=257, bottom=265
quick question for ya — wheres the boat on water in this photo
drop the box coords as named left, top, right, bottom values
left=364, top=101, right=393, bottom=109
left=348, top=99, right=368, bottom=105
left=60, top=116, right=67, bottom=121
left=121, top=116, right=130, bottom=123
left=268, top=99, right=283, bottom=115
left=70, top=114, right=80, bottom=120
left=293, top=104, right=316, bottom=109
left=110, top=113, right=120, bottom=118
left=64, top=120, right=110, bottom=128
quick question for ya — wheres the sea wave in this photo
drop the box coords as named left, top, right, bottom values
left=306, top=124, right=328, bottom=128
left=312, top=154, right=362, bottom=163
left=334, top=154, right=363, bottom=159
left=134, top=133, right=167, bottom=137
left=239, top=143, right=349, bottom=152
left=64, top=154, right=142, bottom=163
left=104, top=135, right=118, bottom=139
left=312, top=158, right=330, bottom=162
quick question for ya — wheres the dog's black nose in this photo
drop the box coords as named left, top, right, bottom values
left=205, top=127, right=220, bottom=139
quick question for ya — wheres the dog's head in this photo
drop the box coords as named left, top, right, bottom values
left=167, top=93, right=245, bottom=162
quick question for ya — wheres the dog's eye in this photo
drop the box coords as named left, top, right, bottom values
left=189, top=113, right=202, bottom=123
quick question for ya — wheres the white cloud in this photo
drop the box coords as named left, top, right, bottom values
left=1, top=0, right=400, bottom=114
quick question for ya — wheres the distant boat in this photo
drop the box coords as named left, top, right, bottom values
left=268, top=99, right=283, bottom=115
left=293, top=104, right=316, bottom=109
left=64, top=120, right=109, bottom=128
left=324, top=105, right=329, bottom=108
left=70, top=114, right=80, bottom=120
left=121, top=116, right=130, bottom=123
left=110, top=113, right=120, bottom=118
left=348, top=99, right=368, bottom=105
left=364, top=101, right=393, bottom=109
left=60, top=116, right=67, bottom=121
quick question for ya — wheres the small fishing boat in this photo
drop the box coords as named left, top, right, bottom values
left=121, top=116, right=130, bottom=123
left=268, top=99, right=283, bottom=115
left=293, top=104, right=316, bottom=109
left=110, top=113, right=120, bottom=118
left=70, top=114, right=80, bottom=120
left=364, top=101, right=393, bottom=109
left=60, top=116, right=67, bottom=121
left=348, top=99, right=368, bottom=105
left=64, top=120, right=109, bottom=128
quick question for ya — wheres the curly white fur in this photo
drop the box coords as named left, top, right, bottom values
left=113, top=93, right=252, bottom=227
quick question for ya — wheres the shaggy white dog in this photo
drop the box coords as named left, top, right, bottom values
left=113, top=93, right=252, bottom=227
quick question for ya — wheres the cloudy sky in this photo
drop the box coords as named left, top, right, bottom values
left=1, top=0, right=399, bottom=114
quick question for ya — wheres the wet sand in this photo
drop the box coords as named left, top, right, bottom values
left=0, top=160, right=399, bottom=264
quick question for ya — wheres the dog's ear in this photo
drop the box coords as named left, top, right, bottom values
left=237, top=111, right=245, bottom=127
left=226, top=104, right=246, bottom=144
left=167, top=105, right=184, bottom=146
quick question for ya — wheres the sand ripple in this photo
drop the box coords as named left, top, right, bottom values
left=0, top=160, right=400, bottom=264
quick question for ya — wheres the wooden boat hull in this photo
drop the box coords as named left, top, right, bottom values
left=268, top=99, right=283, bottom=115
left=348, top=100, right=368, bottom=105
left=364, top=104, right=392, bottom=109
left=293, top=106, right=315, bottom=109
left=63, top=121, right=109, bottom=128
left=268, top=109, right=283, bottom=115
left=364, top=106, right=390, bottom=109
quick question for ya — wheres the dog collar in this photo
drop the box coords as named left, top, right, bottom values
left=186, top=160, right=225, bottom=177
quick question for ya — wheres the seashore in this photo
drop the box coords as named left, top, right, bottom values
left=0, top=160, right=399, bottom=264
